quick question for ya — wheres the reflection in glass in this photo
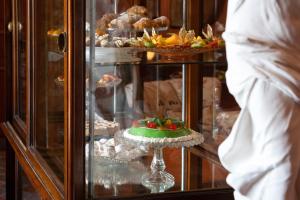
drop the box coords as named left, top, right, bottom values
left=92, top=158, right=147, bottom=196
left=17, top=0, right=27, bottom=122
left=33, top=0, right=64, bottom=182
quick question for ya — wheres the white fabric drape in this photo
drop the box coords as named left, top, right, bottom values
left=223, top=0, right=300, bottom=102
left=219, top=78, right=300, bottom=199
left=219, top=0, right=300, bottom=199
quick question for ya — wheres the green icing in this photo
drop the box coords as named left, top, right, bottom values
left=129, top=127, right=191, bottom=138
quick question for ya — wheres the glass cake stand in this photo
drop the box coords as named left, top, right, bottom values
left=116, top=130, right=204, bottom=193
left=91, top=157, right=147, bottom=196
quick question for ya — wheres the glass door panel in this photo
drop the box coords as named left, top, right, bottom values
left=32, top=0, right=65, bottom=183
left=17, top=164, right=41, bottom=200
left=85, top=0, right=230, bottom=198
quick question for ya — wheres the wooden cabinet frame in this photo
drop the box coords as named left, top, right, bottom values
left=1, top=0, right=233, bottom=199
left=1, top=0, right=85, bottom=199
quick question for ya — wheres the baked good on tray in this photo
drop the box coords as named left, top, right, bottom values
left=96, top=13, right=118, bottom=32
left=102, top=5, right=169, bottom=31
left=95, top=13, right=118, bottom=36
left=127, top=5, right=148, bottom=16
left=153, top=16, right=170, bottom=28
left=109, top=18, right=132, bottom=30
left=97, top=74, right=122, bottom=87
left=85, top=119, right=119, bottom=136
left=133, top=17, right=157, bottom=30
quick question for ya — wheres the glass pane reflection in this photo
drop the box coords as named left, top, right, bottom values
left=33, top=0, right=65, bottom=182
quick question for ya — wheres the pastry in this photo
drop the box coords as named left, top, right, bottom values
left=96, top=13, right=118, bottom=30
left=109, top=18, right=132, bottom=30
left=153, top=16, right=170, bottom=27
left=85, top=119, right=119, bottom=136
left=96, top=28, right=106, bottom=36
left=115, top=12, right=131, bottom=24
left=47, top=28, right=63, bottom=36
left=97, top=74, right=121, bottom=87
left=133, top=17, right=157, bottom=30
left=95, top=13, right=118, bottom=35
left=57, top=75, right=64, bottom=82
left=54, top=75, right=64, bottom=87
left=127, top=5, right=147, bottom=16
left=116, top=12, right=143, bottom=24
left=128, top=13, right=144, bottom=24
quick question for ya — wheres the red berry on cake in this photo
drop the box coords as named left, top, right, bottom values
left=147, top=122, right=157, bottom=129
left=168, top=124, right=177, bottom=130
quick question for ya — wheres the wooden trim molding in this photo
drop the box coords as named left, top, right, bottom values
left=94, top=188, right=234, bottom=200
left=65, top=0, right=85, bottom=199
left=11, top=115, right=27, bottom=143
left=1, top=122, right=64, bottom=200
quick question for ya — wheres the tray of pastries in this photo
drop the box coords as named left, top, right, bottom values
left=95, top=5, right=170, bottom=35
left=129, top=25, right=225, bottom=56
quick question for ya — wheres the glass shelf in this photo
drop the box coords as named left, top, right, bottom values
left=86, top=48, right=227, bottom=66
left=88, top=147, right=229, bottom=199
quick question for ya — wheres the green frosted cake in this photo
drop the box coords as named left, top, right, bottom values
left=128, top=118, right=191, bottom=138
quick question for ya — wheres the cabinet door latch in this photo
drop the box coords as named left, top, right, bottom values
left=7, top=21, right=23, bottom=32
left=57, top=32, right=67, bottom=53
left=7, top=22, right=13, bottom=32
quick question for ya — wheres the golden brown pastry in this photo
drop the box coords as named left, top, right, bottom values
left=95, top=28, right=106, bottom=36
left=47, top=28, right=63, bottom=36
left=57, top=75, right=64, bottom=82
left=109, top=18, right=132, bottom=30
left=133, top=17, right=157, bottom=30
left=96, top=13, right=118, bottom=32
left=128, top=13, right=144, bottom=24
left=153, top=16, right=170, bottom=27
left=127, top=5, right=147, bottom=16
left=117, top=12, right=131, bottom=23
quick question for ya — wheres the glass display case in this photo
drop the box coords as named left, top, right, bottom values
left=2, top=0, right=238, bottom=199
left=84, top=0, right=236, bottom=198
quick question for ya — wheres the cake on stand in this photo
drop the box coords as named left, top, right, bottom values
left=117, top=129, right=204, bottom=193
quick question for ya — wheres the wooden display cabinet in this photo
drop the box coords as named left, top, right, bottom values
left=1, top=0, right=234, bottom=199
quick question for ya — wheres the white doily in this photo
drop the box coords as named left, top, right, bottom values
left=116, top=129, right=204, bottom=148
